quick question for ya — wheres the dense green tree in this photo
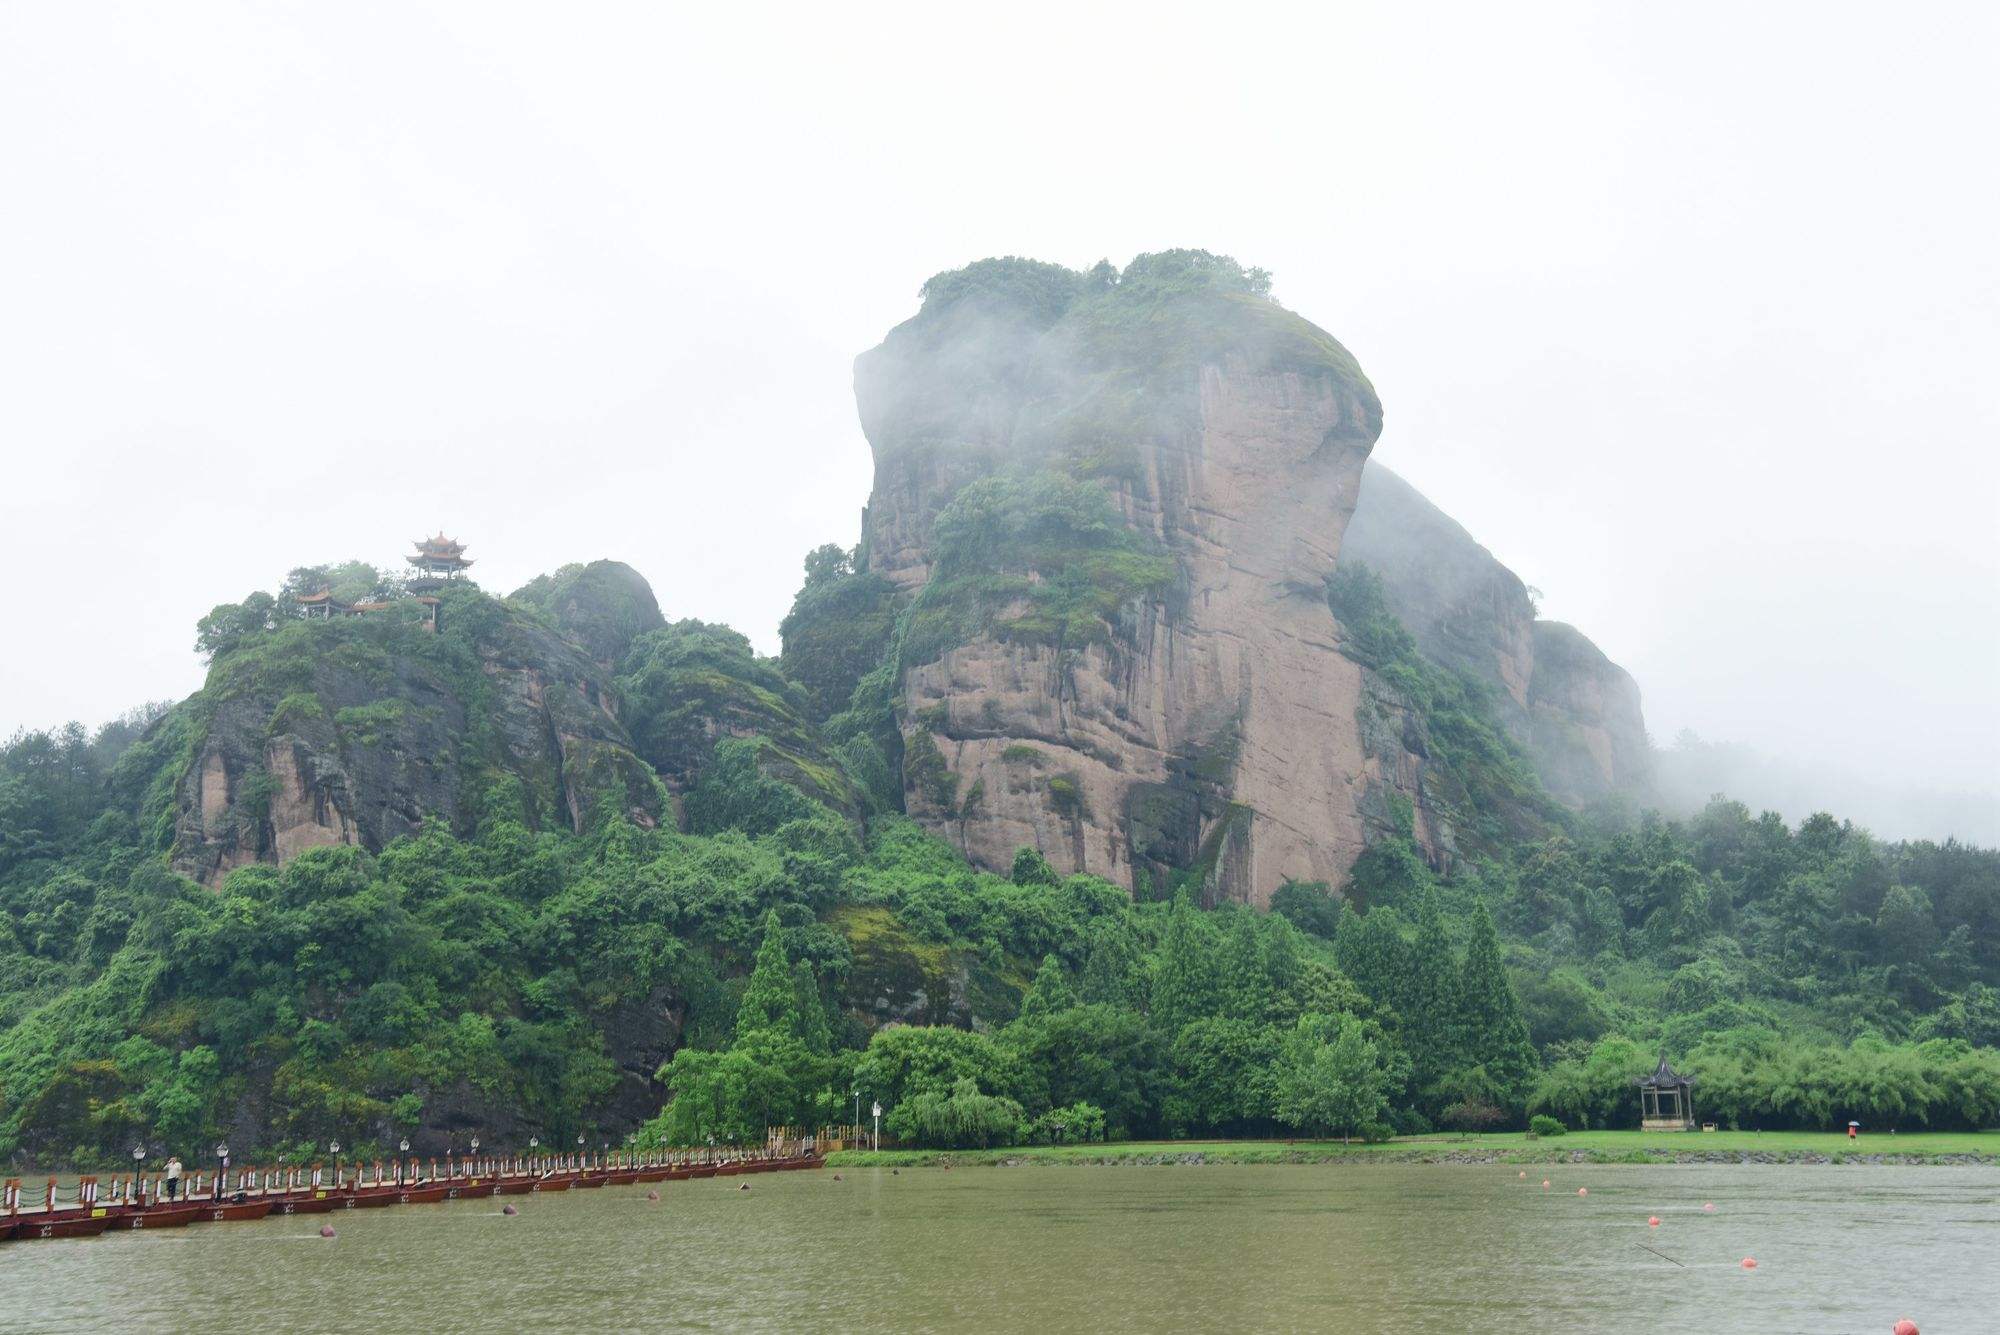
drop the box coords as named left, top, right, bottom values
left=1272, top=1013, right=1396, bottom=1141
left=1149, top=895, right=1220, bottom=1035
left=1020, top=953, right=1078, bottom=1020
left=1270, top=879, right=1340, bottom=937
left=1011, top=847, right=1058, bottom=887
left=1457, top=901, right=1536, bottom=1107
left=1168, top=1018, right=1279, bottom=1133
left=1217, top=909, right=1270, bottom=1021
left=1402, top=891, right=1465, bottom=1102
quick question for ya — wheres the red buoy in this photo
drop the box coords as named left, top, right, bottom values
left=1893, top=1319, right=1920, bottom=1335
left=1518, top=1171, right=1527, bottom=1178
left=1648, top=1216, right=1660, bottom=1227
left=1741, top=1257, right=1758, bottom=1269
left=1577, top=1187, right=1588, bottom=1196
left=319, top=1225, right=336, bottom=1239
left=1703, top=1202, right=1716, bottom=1212
left=1541, top=1179, right=1551, bottom=1189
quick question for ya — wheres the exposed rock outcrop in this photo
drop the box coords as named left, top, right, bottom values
left=1342, top=463, right=1651, bottom=805
left=852, top=254, right=1446, bottom=905
left=172, top=585, right=664, bottom=886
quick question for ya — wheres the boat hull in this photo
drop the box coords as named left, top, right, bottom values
left=12, top=1213, right=117, bottom=1239
left=267, top=1193, right=339, bottom=1215
left=115, top=1204, right=204, bottom=1230
left=196, top=1200, right=275, bottom=1223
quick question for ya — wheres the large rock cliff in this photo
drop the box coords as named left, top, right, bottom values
left=1342, top=464, right=1652, bottom=805
left=849, top=253, right=1457, bottom=905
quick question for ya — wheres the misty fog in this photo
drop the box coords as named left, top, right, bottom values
left=2, top=1, right=1993, bottom=843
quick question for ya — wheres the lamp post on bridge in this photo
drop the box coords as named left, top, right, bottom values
left=330, top=1141, right=342, bottom=1191
left=529, top=1136, right=539, bottom=1176
left=470, top=1136, right=481, bottom=1179
left=132, top=1145, right=145, bottom=1205
left=872, top=1102, right=881, bottom=1152
left=576, top=1133, right=585, bottom=1172
left=399, top=1138, right=410, bottom=1186
left=214, top=1142, right=230, bottom=1201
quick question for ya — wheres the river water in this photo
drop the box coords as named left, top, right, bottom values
left=3, top=1163, right=1994, bottom=1333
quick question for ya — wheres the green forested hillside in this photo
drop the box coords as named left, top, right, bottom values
left=4, top=543, right=1995, bottom=1166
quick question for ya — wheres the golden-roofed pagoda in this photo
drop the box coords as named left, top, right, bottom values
left=408, top=532, right=474, bottom=581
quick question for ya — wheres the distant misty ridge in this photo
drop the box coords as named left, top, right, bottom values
left=1654, top=731, right=1998, bottom=847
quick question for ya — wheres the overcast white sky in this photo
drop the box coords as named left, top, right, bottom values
left=4, top=2, right=1995, bottom=836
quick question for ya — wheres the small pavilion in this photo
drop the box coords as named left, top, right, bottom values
left=407, top=533, right=474, bottom=584
left=1635, top=1054, right=1697, bottom=1131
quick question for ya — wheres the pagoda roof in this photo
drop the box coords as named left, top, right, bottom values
left=412, top=532, right=469, bottom=556
left=1635, top=1054, right=1696, bottom=1088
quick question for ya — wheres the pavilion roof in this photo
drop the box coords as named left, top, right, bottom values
left=1635, top=1054, right=1696, bottom=1088
left=412, top=532, right=469, bottom=557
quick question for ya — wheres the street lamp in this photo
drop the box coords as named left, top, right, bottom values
left=399, top=1138, right=410, bottom=1185
left=470, top=1136, right=481, bottom=1178
left=330, top=1140, right=342, bottom=1190
left=872, top=1102, right=882, bottom=1151
left=852, top=1087, right=860, bottom=1133
left=215, top=1142, right=230, bottom=1201
left=132, top=1145, right=146, bottom=1204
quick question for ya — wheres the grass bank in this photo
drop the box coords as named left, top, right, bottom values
left=825, top=1129, right=2000, bottom=1168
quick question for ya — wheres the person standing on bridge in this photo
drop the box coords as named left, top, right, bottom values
left=164, top=1155, right=183, bottom=1200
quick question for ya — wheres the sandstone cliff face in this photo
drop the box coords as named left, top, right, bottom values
left=853, top=255, right=1451, bottom=905
left=1342, top=463, right=1652, bottom=805
left=172, top=588, right=663, bottom=886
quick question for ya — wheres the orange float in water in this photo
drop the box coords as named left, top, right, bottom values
left=1703, top=1202, right=1716, bottom=1212
left=1741, top=1258, right=1758, bottom=1269
left=1518, top=1171, right=1527, bottom=1178
left=1893, top=1319, right=1920, bottom=1335
left=1541, top=1179, right=1551, bottom=1189
left=1577, top=1187, right=1588, bottom=1196
left=1648, top=1216, right=1661, bottom=1227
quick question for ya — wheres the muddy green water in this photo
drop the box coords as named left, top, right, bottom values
left=3, top=1164, right=1994, bottom=1332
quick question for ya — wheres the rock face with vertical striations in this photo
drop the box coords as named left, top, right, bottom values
left=846, top=253, right=1459, bottom=906
left=831, top=252, right=1653, bottom=905
left=1341, top=463, right=1652, bottom=806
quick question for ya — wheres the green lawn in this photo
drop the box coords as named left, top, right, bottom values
left=826, top=1129, right=2000, bottom=1168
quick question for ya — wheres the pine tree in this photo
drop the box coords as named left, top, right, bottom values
left=1020, top=953, right=1079, bottom=1020
left=1079, top=920, right=1142, bottom=1007
left=1335, top=904, right=1412, bottom=1019
left=792, top=958, right=831, bottom=1055
left=1217, top=909, right=1270, bottom=1020
left=734, top=910, right=800, bottom=1041
left=1457, top=900, right=1536, bottom=1105
left=1261, top=915, right=1303, bottom=1015
left=1403, top=889, right=1466, bottom=1096
left=1150, top=894, right=1221, bottom=1035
